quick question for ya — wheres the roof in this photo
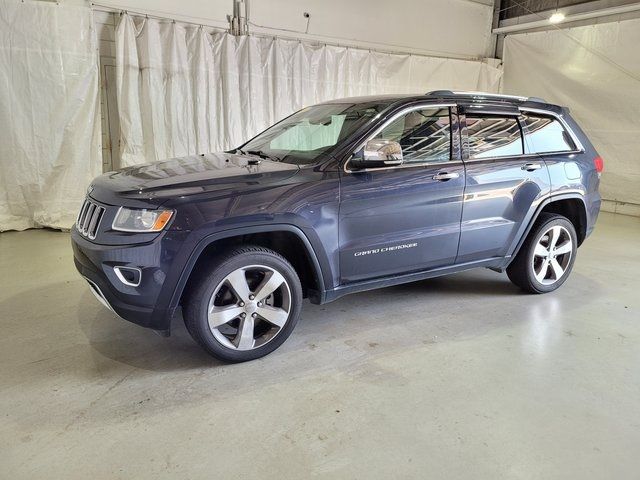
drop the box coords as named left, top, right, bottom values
left=321, top=94, right=421, bottom=104
left=320, top=90, right=551, bottom=108
left=424, top=90, right=548, bottom=104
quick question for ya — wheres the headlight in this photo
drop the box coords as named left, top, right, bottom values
left=112, top=207, right=174, bottom=232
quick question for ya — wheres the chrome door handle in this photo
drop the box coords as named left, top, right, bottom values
left=433, top=171, right=460, bottom=181
left=521, top=163, right=542, bottom=171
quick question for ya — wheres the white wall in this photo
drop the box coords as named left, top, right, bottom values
left=502, top=18, right=640, bottom=216
left=84, top=0, right=498, bottom=172
left=249, top=0, right=495, bottom=59
left=115, top=15, right=501, bottom=167
left=91, top=0, right=498, bottom=170
left=82, top=0, right=495, bottom=59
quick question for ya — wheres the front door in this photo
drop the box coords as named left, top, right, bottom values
left=338, top=105, right=465, bottom=283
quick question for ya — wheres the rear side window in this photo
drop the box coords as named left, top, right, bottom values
left=520, top=114, right=576, bottom=154
left=465, top=116, right=523, bottom=159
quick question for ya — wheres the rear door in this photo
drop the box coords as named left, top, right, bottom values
left=456, top=105, right=551, bottom=264
left=338, top=104, right=465, bottom=283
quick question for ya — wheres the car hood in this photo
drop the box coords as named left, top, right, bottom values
left=90, top=152, right=300, bottom=207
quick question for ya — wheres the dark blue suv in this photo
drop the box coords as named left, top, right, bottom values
left=72, top=91, right=602, bottom=362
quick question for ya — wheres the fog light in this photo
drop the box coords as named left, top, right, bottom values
left=114, top=266, right=142, bottom=287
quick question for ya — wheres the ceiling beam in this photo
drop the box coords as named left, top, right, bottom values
left=493, top=2, right=640, bottom=33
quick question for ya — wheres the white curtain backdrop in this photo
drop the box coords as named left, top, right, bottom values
left=502, top=20, right=640, bottom=208
left=116, top=14, right=503, bottom=167
left=0, top=0, right=102, bottom=231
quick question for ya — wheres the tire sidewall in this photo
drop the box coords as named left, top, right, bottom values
left=187, top=250, right=302, bottom=362
left=526, top=216, right=577, bottom=293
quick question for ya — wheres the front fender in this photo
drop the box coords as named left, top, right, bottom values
left=161, top=223, right=331, bottom=325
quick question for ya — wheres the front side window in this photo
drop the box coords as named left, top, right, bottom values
left=466, top=116, right=523, bottom=159
left=520, top=114, right=577, bottom=154
left=372, top=107, right=452, bottom=164
left=240, top=101, right=394, bottom=166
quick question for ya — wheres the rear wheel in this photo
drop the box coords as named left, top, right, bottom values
left=184, top=246, right=302, bottom=362
left=507, top=213, right=577, bottom=294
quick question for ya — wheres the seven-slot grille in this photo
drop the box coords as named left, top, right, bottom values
left=76, top=198, right=105, bottom=240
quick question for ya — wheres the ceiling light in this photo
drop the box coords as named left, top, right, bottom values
left=549, top=12, right=565, bottom=23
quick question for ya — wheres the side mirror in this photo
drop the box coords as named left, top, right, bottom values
left=350, top=139, right=403, bottom=169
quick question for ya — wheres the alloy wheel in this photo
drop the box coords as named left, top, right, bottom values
left=531, top=225, right=573, bottom=285
left=207, top=265, right=291, bottom=350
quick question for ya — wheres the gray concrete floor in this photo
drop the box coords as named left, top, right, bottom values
left=1, top=212, right=639, bottom=479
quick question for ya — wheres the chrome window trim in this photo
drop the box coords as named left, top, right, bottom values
left=344, top=103, right=456, bottom=174
left=519, top=107, right=585, bottom=154
left=463, top=152, right=542, bottom=163
left=345, top=159, right=465, bottom=174
left=462, top=107, right=585, bottom=163
left=343, top=103, right=585, bottom=172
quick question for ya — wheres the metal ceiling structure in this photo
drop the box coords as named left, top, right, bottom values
left=493, top=0, right=640, bottom=36
left=499, top=0, right=599, bottom=20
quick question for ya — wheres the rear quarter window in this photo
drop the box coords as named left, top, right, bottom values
left=520, top=114, right=577, bottom=154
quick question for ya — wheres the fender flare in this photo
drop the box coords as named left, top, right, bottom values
left=166, top=224, right=328, bottom=315
left=506, top=192, right=587, bottom=265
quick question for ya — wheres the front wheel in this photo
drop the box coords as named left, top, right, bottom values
left=507, top=213, right=578, bottom=294
left=184, top=246, right=302, bottom=362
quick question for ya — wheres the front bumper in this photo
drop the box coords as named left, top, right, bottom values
left=84, top=278, right=125, bottom=317
left=71, top=227, right=180, bottom=332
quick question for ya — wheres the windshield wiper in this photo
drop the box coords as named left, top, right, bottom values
left=245, top=150, right=280, bottom=162
left=234, top=148, right=280, bottom=162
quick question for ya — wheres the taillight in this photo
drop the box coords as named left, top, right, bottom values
left=594, top=156, right=604, bottom=173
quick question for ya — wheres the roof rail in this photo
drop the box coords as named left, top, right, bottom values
left=425, top=90, right=547, bottom=103
left=426, top=90, right=455, bottom=97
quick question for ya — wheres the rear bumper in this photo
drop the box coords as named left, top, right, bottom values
left=71, top=227, right=178, bottom=332
left=584, top=190, right=601, bottom=239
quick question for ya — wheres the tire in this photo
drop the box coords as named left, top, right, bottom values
left=507, top=213, right=578, bottom=294
left=184, top=245, right=302, bottom=362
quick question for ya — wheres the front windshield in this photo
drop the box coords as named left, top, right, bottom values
left=238, top=101, right=393, bottom=165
